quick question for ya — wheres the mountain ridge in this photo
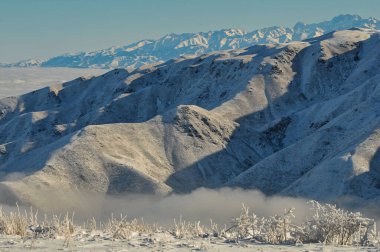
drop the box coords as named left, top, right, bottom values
left=2, top=14, right=379, bottom=69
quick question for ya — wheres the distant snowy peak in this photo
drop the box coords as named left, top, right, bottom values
left=6, top=14, right=380, bottom=69
left=10, top=59, right=43, bottom=67
left=292, top=14, right=379, bottom=40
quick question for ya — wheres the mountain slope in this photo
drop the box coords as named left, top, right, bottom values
left=5, top=14, right=380, bottom=69
left=1, top=29, right=380, bottom=209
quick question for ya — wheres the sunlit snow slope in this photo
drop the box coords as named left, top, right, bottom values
left=0, top=29, right=380, bottom=209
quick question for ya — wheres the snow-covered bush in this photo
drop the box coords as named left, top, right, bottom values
left=296, top=200, right=377, bottom=246
left=225, top=204, right=295, bottom=244
left=223, top=201, right=378, bottom=246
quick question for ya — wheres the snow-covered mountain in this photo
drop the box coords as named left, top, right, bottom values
left=5, top=14, right=379, bottom=69
left=1, top=28, right=380, bottom=210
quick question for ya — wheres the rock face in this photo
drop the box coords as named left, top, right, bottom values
left=1, top=29, right=380, bottom=209
left=5, top=15, right=380, bottom=69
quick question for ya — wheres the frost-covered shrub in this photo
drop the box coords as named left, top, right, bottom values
left=261, top=208, right=295, bottom=244
left=297, top=200, right=377, bottom=246
left=224, top=201, right=378, bottom=246
left=225, top=204, right=295, bottom=244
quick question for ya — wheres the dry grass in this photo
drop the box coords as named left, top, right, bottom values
left=0, top=204, right=28, bottom=237
left=102, top=213, right=158, bottom=240
left=170, top=216, right=207, bottom=239
left=0, top=201, right=378, bottom=248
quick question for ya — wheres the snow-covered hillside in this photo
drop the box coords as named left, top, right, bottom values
left=0, top=29, right=380, bottom=210
left=3, top=14, right=379, bottom=69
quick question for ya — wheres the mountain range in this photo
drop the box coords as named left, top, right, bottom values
left=1, top=28, right=380, bottom=210
left=2, top=14, right=379, bottom=69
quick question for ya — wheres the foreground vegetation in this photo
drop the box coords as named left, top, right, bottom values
left=0, top=201, right=378, bottom=249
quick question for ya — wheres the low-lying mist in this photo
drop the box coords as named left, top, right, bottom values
left=95, top=188, right=311, bottom=226
left=2, top=186, right=379, bottom=227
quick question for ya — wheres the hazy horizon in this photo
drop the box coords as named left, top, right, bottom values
left=1, top=0, right=380, bottom=62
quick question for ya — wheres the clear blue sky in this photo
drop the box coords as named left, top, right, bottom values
left=0, top=0, right=379, bottom=62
